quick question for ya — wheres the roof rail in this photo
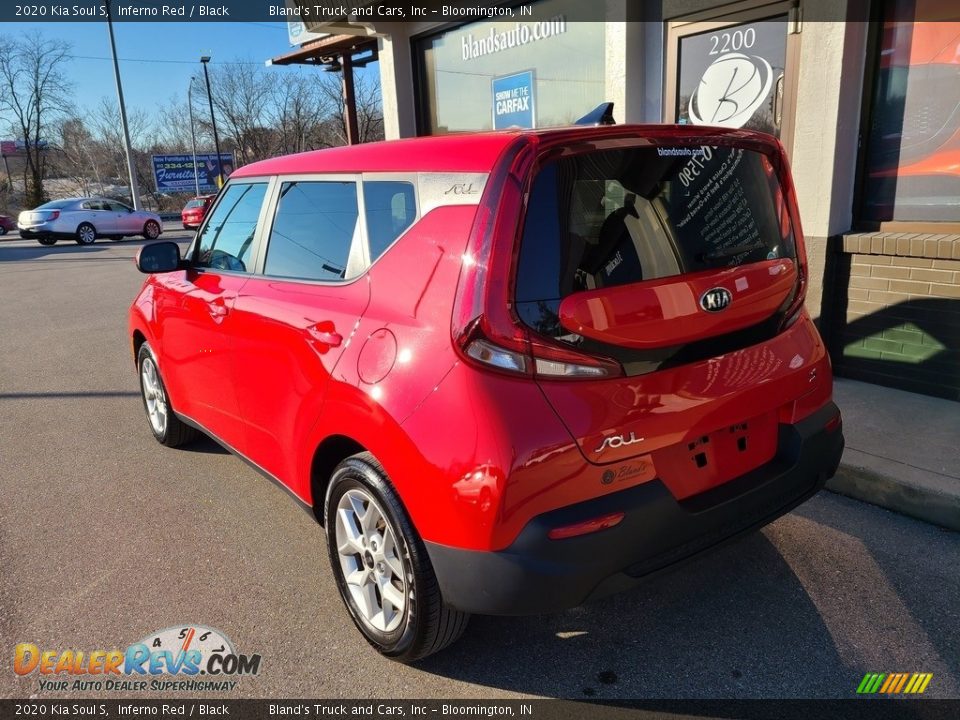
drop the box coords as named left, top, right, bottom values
left=575, top=103, right=616, bottom=126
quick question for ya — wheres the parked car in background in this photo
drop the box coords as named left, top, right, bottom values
left=129, top=120, right=844, bottom=662
left=181, top=194, right=215, bottom=230
left=18, top=198, right=163, bottom=246
left=0, top=214, right=16, bottom=236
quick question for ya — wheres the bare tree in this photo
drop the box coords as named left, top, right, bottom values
left=90, top=99, right=162, bottom=205
left=195, top=63, right=274, bottom=165
left=55, top=118, right=105, bottom=196
left=269, top=73, right=333, bottom=155
left=313, top=71, right=384, bottom=147
left=0, top=33, right=73, bottom=207
left=155, top=96, right=197, bottom=154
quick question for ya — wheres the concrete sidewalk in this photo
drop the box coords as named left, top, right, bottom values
left=828, top=377, right=960, bottom=531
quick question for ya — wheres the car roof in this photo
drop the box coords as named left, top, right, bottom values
left=230, top=125, right=786, bottom=178
left=231, top=131, right=526, bottom=177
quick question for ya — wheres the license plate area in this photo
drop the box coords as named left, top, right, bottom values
left=652, top=413, right=778, bottom=500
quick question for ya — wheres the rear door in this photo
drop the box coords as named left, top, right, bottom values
left=229, top=176, right=372, bottom=484
left=514, top=132, right=820, bottom=500
left=82, top=200, right=116, bottom=233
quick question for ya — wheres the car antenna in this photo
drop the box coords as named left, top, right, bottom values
left=575, top=102, right=616, bottom=126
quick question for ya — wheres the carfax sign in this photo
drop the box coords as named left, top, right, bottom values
left=492, top=70, right=536, bottom=130
left=151, top=153, right=235, bottom=194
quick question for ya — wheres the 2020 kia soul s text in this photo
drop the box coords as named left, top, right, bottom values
left=129, top=123, right=844, bottom=662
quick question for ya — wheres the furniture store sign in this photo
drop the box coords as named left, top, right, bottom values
left=492, top=71, right=536, bottom=129
left=151, top=153, right=235, bottom=194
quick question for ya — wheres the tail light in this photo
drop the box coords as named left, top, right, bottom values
left=48, top=211, right=60, bottom=220
left=773, top=147, right=808, bottom=330
left=451, top=139, right=622, bottom=380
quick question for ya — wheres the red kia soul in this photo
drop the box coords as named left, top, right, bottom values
left=129, top=116, right=844, bottom=662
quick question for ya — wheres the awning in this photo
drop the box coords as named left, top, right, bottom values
left=268, top=35, right=377, bottom=67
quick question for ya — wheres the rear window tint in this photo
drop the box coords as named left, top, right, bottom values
left=516, top=145, right=794, bottom=307
left=264, top=181, right=360, bottom=282
left=363, top=181, right=416, bottom=262
left=37, top=200, right=76, bottom=210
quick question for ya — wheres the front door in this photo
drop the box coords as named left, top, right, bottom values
left=109, top=201, right=141, bottom=234
left=154, top=180, right=269, bottom=448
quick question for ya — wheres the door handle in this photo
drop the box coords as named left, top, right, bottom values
left=307, top=325, right=343, bottom=347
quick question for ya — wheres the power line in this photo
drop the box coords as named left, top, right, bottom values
left=68, top=54, right=267, bottom=66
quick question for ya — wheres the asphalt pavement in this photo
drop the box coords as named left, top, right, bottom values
left=0, top=227, right=958, bottom=700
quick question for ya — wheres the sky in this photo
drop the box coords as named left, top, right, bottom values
left=1, top=21, right=377, bottom=129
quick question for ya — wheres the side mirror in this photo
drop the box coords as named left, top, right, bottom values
left=136, top=241, right=181, bottom=274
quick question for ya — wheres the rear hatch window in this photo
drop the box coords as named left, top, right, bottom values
left=516, top=144, right=798, bottom=375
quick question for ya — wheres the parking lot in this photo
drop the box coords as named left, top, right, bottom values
left=1, top=226, right=958, bottom=700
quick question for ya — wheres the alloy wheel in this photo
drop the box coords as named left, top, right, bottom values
left=140, top=357, right=168, bottom=436
left=335, top=488, right=408, bottom=633
left=78, top=225, right=95, bottom=244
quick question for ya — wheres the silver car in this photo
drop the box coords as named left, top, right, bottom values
left=18, top=198, right=163, bottom=246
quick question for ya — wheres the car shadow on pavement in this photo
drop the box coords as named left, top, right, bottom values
left=413, top=494, right=960, bottom=698
left=181, top=435, right=230, bottom=456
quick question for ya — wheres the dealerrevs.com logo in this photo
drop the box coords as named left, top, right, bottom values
left=14, top=625, right=261, bottom=693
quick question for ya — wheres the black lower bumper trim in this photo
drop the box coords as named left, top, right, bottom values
left=425, top=402, right=844, bottom=616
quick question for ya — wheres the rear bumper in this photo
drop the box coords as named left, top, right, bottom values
left=425, top=402, right=844, bottom=616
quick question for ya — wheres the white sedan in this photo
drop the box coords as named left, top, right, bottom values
left=18, top=198, right=163, bottom=246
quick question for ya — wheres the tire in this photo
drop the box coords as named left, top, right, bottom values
left=137, top=342, right=200, bottom=448
left=0, top=225, right=6, bottom=236
left=325, top=453, right=469, bottom=663
left=143, top=220, right=161, bottom=240
left=37, top=236, right=56, bottom=246
left=75, top=222, right=96, bottom=245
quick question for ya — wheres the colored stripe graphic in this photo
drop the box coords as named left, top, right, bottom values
left=858, top=672, right=933, bottom=694
left=879, top=674, right=897, bottom=693
left=894, top=674, right=909, bottom=693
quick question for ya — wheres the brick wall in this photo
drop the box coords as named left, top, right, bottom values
left=826, top=233, right=960, bottom=401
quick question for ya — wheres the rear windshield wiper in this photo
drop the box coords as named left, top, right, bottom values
left=700, top=241, right=769, bottom=262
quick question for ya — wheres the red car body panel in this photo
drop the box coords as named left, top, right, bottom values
left=130, top=124, right=843, bottom=614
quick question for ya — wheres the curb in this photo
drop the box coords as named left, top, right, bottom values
left=827, top=456, right=960, bottom=532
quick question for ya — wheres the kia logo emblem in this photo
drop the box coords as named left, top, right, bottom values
left=700, top=287, right=732, bottom=312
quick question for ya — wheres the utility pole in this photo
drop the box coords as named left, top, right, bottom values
left=188, top=77, right=200, bottom=197
left=200, top=56, right=224, bottom=188
left=104, top=2, right=142, bottom=210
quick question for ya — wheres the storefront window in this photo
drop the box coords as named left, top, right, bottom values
left=861, top=0, right=960, bottom=222
left=675, top=17, right=788, bottom=137
left=414, top=0, right=605, bottom=134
